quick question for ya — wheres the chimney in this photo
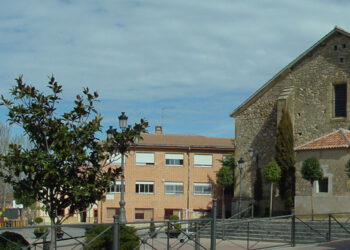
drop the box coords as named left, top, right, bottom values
left=155, top=125, right=163, bottom=135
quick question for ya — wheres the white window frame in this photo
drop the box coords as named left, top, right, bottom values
left=315, top=177, right=329, bottom=194
left=107, top=181, right=122, bottom=193
left=136, top=153, right=155, bottom=166
left=165, top=154, right=184, bottom=166
left=194, top=154, right=212, bottom=167
left=136, top=181, right=154, bottom=194
left=194, top=183, right=212, bottom=195
left=164, top=182, right=184, bottom=195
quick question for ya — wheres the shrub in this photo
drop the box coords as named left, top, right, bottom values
left=34, top=217, right=43, bottom=224
left=34, top=227, right=48, bottom=233
left=85, top=224, right=139, bottom=250
left=169, top=215, right=181, bottom=230
left=0, top=231, right=29, bottom=249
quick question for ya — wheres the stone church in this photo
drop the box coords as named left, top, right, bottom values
left=230, top=26, right=350, bottom=214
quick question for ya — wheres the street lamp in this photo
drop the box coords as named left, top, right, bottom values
left=238, top=157, right=245, bottom=218
left=118, top=112, right=128, bottom=130
left=107, top=112, right=128, bottom=224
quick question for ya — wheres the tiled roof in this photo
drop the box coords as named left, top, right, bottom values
left=138, top=133, right=234, bottom=149
left=294, top=129, right=350, bottom=151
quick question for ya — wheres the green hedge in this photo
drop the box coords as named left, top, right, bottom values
left=85, top=224, right=139, bottom=250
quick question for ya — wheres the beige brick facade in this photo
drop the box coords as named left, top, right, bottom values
left=98, top=129, right=234, bottom=222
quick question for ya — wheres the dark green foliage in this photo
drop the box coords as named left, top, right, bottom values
left=216, top=166, right=234, bottom=187
left=149, top=218, right=155, bottom=233
left=275, top=108, right=296, bottom=210
left=221, top=153, right=236, bottom=170
left=0, top=75, right=148, bottom=230
left=216, top=165, right=233, bottom=219
left=168, top=215, right=181, bottom=230
left=263, top=161, right=281, bottom=184
left=345, top=159, right=350, bottom=178
left=301, top=157, right=323, bottom=184
left=34, top=217, right=43, bottom=224
left=85, top=224, right=139, bottom=250
left=0, top=231, right=29, bottom=250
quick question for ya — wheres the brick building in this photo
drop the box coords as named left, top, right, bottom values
left=230, top=26, right=350, bottom=213
left=294, top=129, right=350, bottom=214
left=97, top=125, right=234, bottom=222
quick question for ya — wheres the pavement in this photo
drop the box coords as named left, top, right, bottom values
left=2, top=226, right=350, bottom=249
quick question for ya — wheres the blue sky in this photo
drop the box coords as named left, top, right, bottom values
left=1, top=0, right=350, bottom=139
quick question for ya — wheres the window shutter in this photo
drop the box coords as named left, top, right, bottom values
left=136, top=153, right=154, bottom=165
left=194, top=154, right=212, bottom=166
left=334, top=84, right=347, bottom=117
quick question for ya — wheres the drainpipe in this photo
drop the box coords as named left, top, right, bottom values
left=186, top=147, right=191, bottom=225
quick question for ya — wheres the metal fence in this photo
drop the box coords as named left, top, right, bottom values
left=1, top=202, right=350, bottom=249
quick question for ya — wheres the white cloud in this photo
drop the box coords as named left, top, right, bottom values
left=1, top=0, right=350, bottom=137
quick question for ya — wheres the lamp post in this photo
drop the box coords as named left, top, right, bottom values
left=107, top=112, right=128, bottom=224
left=238, top=157, right=245, bottom=218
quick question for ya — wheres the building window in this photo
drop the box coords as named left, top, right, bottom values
left=165, top=153, right=184, bottom=166
left=164, top=209, right=182, bottom=220
left=80, top=211, right=87, bottom=222
left=136, top=181, right=154, bottom=194
left=135, top=208, right=153, bottom=220
left=107, top=181, right=122, bottom=193
left=136, top=153, right=155, bottom=165
left=106, top=208, right=120, bottom=219
left=110, top=153, right=122, bottom=165
left=194, top=154, right=212, bottom=167
left=316, top=178, right=329, bottom=193
left=333, top=83, right=347, bottom=117
left=194, top=183, right=212, bottom=195
left=165, top=182, right=184, bottom=194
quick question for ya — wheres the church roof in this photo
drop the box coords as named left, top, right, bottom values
left=294, top=129, right=350, bottom=151
left=230, top=26, right=350, bottom=117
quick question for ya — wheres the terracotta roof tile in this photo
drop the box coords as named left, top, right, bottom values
left=138, top=133, right=234, bottom=149
left=295, top=129, right=350, bottom=151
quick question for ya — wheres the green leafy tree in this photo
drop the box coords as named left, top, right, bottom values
left=301, top=157, right=323, bottom=220
left=220, top=153, right=236, bottom=203
left=216, top=165, right=234, bottom=219
left=263, top=161, right=281, bottom=217
left=275, top=108, right=295, bottom=211
left=0, top=75, right=148, bottom=249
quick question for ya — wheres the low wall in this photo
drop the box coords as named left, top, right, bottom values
left=295, top=195, right=350, bottom=214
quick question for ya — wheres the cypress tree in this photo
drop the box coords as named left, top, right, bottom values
left=275, top=108, right=295, bottom=211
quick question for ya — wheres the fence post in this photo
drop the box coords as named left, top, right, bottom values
left=328, top=214, right=331, bottom=241
left=247, top=222, right=250, bottom=250
left=210, top=199, right=217, bottom=250
left=167, top=220, right=170, bottom=250
left=112, top=214, right=120, bottom=250
left=251, top=204, right=254, bottom=218
left=195, top=221, right=200, bottom=250
left=222, top=218, right=225, bottom=240
left=291, top=209, right=295, bottom=247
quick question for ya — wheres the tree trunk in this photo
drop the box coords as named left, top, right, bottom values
left=49, top=216, right=56, bottom=250
left=269, top=183, right=273, bottom=217
left=311, top=182, right=314, bottom=221
left=222, top=187, right=225, bottom=219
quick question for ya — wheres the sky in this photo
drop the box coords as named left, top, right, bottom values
left=1, top=0, right=350, bottom=139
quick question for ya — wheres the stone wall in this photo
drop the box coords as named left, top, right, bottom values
left=233, top=31, right=350, bottom=211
